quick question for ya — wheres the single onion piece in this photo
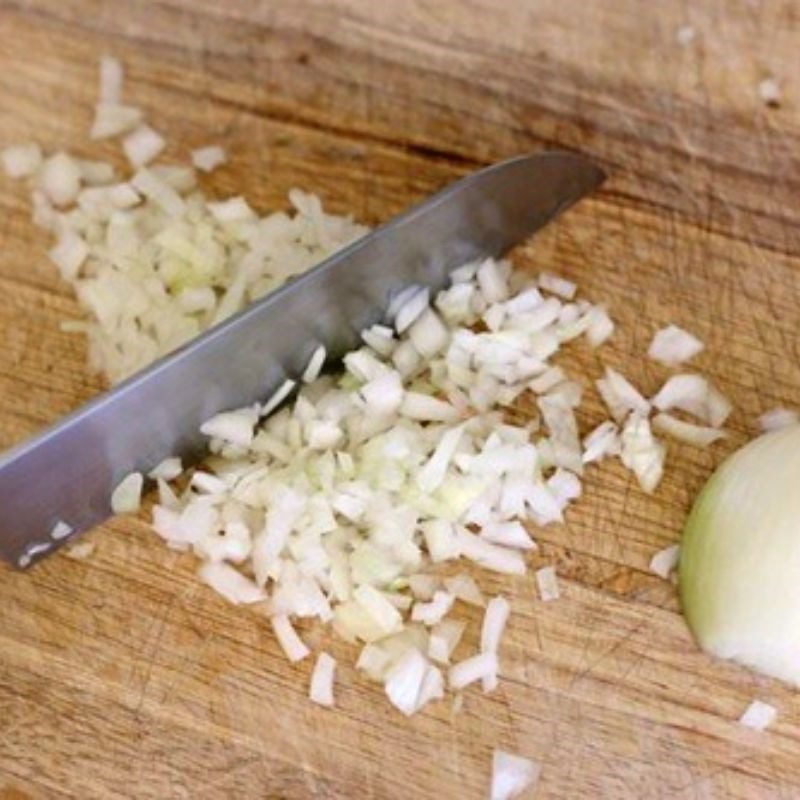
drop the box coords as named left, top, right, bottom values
left=535, top=565, right=560, bottom=602
left=191, top=145, right=227, bottom=172
left=148, top=457, right=183, bottom=481
left=2, top=143, right=42, bottom=178
left=200, top=562, right=265, bottom=605
left=40, top=152, right=81, bottom=207
left=652, top=412, right=725, bottom=447
left=201, top=408, right=258, bottom=448
left=738, top=700, right=777, bottom=731
left=411, top=591, right=455, bottom=625
left=679, top=426, right=800, bottom=686
left=428, top=618, right=467, bottom=664
left=491, top=750, right=541, bottom=800
left=65, top=541, right=95, bottom=561
left=457, top=528, right=527, bottom=575
left=652, top=373, right=731, bottom=427
left=261, top=379, right=297, bottom=417
left=50, top=520, right=73, bottom=541
left=538, top=272, right=576, bottom=299
left=480, top=596, right=510, bottom=691
left=477, top=258, right=510, bottom=304
left=649, top=543, right=680, bottom=580
left=90, top=103, right=143, bottom=139
left=271, top=614, right=311, bottom=662
left=448, top=651, right=497, bottom=690
left=582, top=420, right=620, bottom=464
left=585, top=305, right=614, bottom=347
left=394, top=287, right=430, bottom=333
left=597, top=367, right=650, bottom=422
left=309, top=652, right=336, bottom=707
left=621, top=413, right=665, bottom=493
left=99, top=55, right=124, bottom=104
left=758, top=407, right=799, bottom=432
left=110, top=472, right=143, bottom=513
left=208, top=196, right=256, bottom=223
left=648, top=324, right=703, bottom=366
left=49, top=230, right=89, bottom=282
left=384, top=648, right=428, bottom=716
left=416, top=664, right=445, bottom=711
left=443, top=573, right=486, bottom=606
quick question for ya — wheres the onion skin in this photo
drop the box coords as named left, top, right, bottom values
left=679, top=425, right=800, bottom=686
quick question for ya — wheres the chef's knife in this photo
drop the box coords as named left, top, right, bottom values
left=0, top=152, right=605, bottom=567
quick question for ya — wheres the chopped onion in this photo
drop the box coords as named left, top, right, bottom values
left=302, top=346, right=327, bottom=383
left=621, top=414, right=665, bottom=493
left=130, top=167, right=185, bottom=216
left=123, top=125, right=166, bottom=167
left=491, top=750, right=541, bottom=800
left=477, top=258, right=510, bottom=303
left=480, top=596, right=510, bottom=691
left=200, top=408, right=258, bottom=448
left=428, top=619, right=466, bottom=664
left=648, top=324, right=703, bottom=366
left=535, top=565, right=560, bottom=602
left=538, top=272, right=576, bottom=299
left=758, top=407, right=798, bottom=432
left=49, top=230, right=89, bottom=281
left=416, top=664, right=445, bottom=710
left=394, top=287, right=430, bottom=333
left=480, top=520, right=535, bottom=550
left=271, top=614, right=311, bottom=662
left=384, top=648, right=428, bottom=716
left=586, top=305, right=614, bottom=347
left=408, top=308, right=449, bottom=357
left=40, top=152, right=81, bottom=207
left=65, top=541, right=95, bottom=560
left=354, top=585, right=403, bottom=635
left=148, top=457, right=183, bottom=481
left=448, top=651, right=497, bottom=690
left=261, top=379, right=296, bottom=416
left=411, top=591, right=455, bottom=625
left=200, top=562, right=265, bottom=605
left=457, top=529, right=526, bottom=575
left=652, top=374, right=731, bottom=427
left=110, top=472, right=143, bottom=513
left=50, top=520, right=73, bottom=541
left=360, top=370, right=404, bottom=416
left=596, top=367, right=650, bottom=422
left=191, top=145, right=227, bottom=172
left=309, top=652, right=336, bottom=707
left=582, top=420, right=620, bottom=464
left=649, top=543, right=680, bottom=579
left=739, top=700, right=777, bottom=731
left=91, top=103, right=143, bottom=139
left=443, top=573, right=486, bottom=606
left=417, top=424, right=465, bottom=493
left=99, top=55, right=124, bottom=104
left=652, top=412, right=725, bottom=447
left=2, top=143, right=42, bottom=178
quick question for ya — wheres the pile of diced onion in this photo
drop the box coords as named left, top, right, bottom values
left=107, top=257, right=731, bottom=721
left=1, top=56, right=367, bottom=384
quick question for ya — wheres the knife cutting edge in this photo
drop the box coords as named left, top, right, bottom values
left=0, top=151, right=605, bottom=568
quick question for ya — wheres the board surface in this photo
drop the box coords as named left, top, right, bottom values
left=1, top=2, right=800, bottom=797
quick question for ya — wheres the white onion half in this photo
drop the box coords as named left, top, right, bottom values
left=680, top=425, right=800, bottom=685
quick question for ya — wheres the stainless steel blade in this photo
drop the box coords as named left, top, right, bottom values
left=0, top=151, right=605, bottom=567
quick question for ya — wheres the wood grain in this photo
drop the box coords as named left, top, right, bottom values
left=1, top=1, right=800, bottom=797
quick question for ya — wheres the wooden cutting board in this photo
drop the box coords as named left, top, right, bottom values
left=1, top=2, right=799, bottom=797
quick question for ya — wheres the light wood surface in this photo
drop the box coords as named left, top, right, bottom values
left=2, top=1, right=800, bottom=797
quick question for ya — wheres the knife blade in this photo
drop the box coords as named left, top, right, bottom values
left=0, top=151, right=605, bottom=567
